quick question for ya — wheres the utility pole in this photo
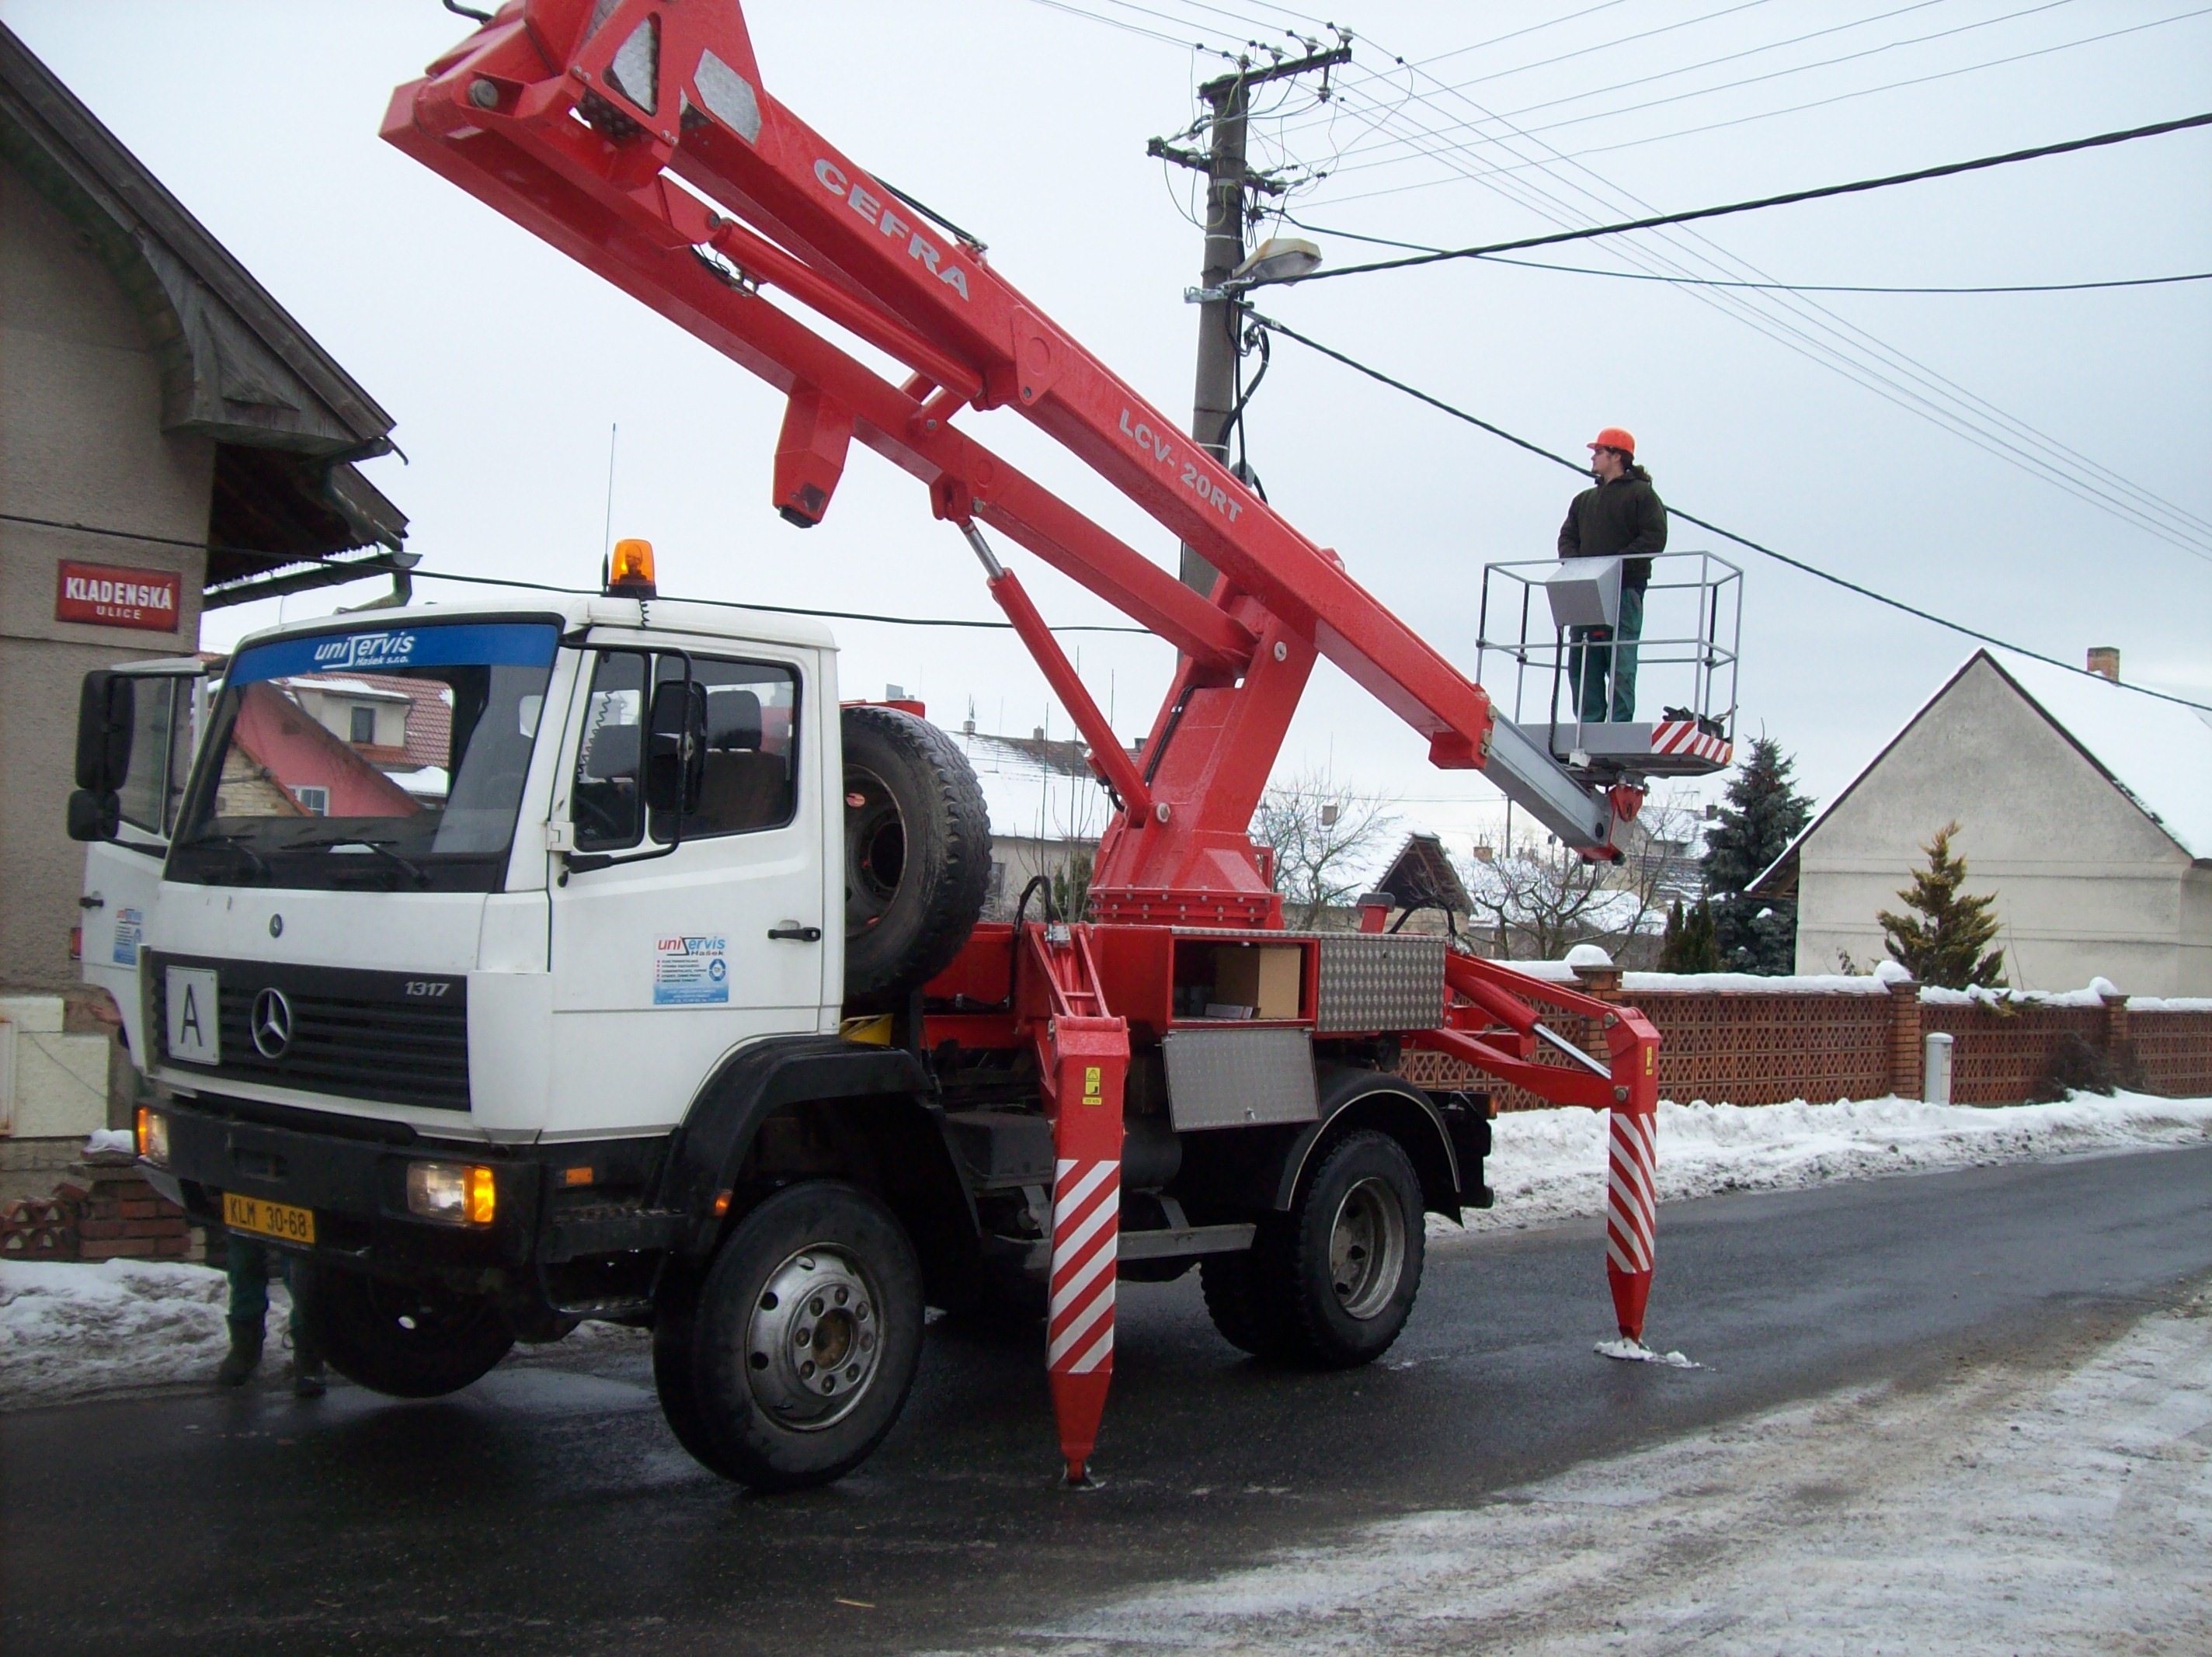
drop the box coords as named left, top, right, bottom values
left=1150, top=41, right=1349, bottom=594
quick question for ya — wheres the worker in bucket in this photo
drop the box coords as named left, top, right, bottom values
left=1558, top=426, right=1668, bottom=722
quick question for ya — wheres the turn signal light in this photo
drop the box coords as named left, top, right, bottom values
left=137, top=1106, right=170, bottom=1165
left=605, top=537, right=657, bottom=597
left=468, top=1165, right=496, bottom=1226
left=407, top=1160, right=496, bottom=1226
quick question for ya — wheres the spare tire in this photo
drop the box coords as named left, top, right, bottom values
left=842, top=706, right=992, bottom=999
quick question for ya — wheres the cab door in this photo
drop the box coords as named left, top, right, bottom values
left=73, top=659, right=207, bottom=1065
left=545, top=636, right=830, bottom=1135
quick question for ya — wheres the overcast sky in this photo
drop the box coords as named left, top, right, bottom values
left=10, top=0, right=2208, bottom=853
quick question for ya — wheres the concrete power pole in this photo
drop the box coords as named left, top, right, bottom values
left=1151, top=44, right=1349, bottom=594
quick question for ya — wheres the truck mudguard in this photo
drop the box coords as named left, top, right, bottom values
left=658, top=1034, right=965, bottom=1259
left=1270, top=1069, right=1466, bottom=1217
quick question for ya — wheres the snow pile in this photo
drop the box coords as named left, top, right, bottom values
left=0, top=1258, right=247, bottom=1408
left=1458, top=1089, right=2212, bottom=1235
left=82, top=1129, right=135, bottom=1155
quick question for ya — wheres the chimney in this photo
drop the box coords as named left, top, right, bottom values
left=2086, top=647, right=2119, bottom=682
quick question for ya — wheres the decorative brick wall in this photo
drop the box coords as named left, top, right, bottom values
left=1918, top=1001, right=2109, bottom=1106
left=0, top=1152, right=189, bottom=1263
left=1401, top=975, right=2212, bottom=1110
left=2132, top=1010, right=2212, bottom=1096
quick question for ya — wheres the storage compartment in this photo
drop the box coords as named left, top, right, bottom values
left=1169, top=937, right=1309, bottom=1022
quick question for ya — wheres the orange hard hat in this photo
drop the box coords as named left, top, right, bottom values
left=1588, top=426, right=1636, bottom=455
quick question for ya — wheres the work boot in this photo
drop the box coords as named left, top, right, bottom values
left=215, top=1317, right=264, bottom=1386
left=291, top=1329, right=326, bottom=1398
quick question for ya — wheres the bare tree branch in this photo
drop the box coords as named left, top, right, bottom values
left=1250, top=770, right=1400, bottom=929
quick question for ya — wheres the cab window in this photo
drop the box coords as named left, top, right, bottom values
left=571, top=651, right=800, bottom=852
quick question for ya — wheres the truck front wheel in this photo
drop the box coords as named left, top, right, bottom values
left=678, top=1182, right=924, bottom=1491
left=294, top=1263, right=516, bottom=1398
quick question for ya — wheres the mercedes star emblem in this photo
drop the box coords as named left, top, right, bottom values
left=251, top=987, right=294, bottom=1058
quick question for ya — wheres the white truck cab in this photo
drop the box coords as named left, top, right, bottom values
left=87, top=596, right=843, bottom=1144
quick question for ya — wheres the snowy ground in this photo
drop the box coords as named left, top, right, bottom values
left=3, top=1092, right=2207, bottom=1412
left=943, top=1287, right=2212, bottom=1655
left=1455, top=1088, right=2212, bottom=1237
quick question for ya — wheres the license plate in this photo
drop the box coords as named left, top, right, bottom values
left=223, top=1190, right=315, bottom=1246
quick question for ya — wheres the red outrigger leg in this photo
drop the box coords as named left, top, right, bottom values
left=1017, top=923, right=1129, bottom=1484
left=1414, top=954, right=1664, bottom=1346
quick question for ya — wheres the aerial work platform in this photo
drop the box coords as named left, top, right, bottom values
left=1476, top=551, right=1742, bottom=786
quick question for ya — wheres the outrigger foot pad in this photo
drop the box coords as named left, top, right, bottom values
left=1062, top=1461, right=1103, bottom=1489
left=1595, top=1337, right=1703, bottom=1369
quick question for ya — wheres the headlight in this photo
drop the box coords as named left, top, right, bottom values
left=136, top=1106, right=170, bottom=1165
left=406, top=1160, right=496, bottom=1226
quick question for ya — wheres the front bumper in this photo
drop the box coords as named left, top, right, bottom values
left=151, top=1094, right=546, bottom=1284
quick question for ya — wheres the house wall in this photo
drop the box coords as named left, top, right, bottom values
left=1794, top=657, right=2201, bottom=995
left=0, top=162, right=210, bottom=996
left=983, top=834, right=1091, bottom=920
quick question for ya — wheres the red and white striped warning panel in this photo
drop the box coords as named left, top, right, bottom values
left=1605, top=1110, right=1657, bottom=1278
left=1047, top=1158, right=1119, bottom=1376
left=1651, top=720, right=1731, bottom=764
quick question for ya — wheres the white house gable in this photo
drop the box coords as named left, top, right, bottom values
left=1795, top=654, right=2206, bottom=995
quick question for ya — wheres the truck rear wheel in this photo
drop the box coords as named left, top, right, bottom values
left=294, top=1262, right=516, bottom=1398
left=680, top=1181, right=924, bottom=1490
left=1223, top=1131, right=1425, bottom=1368
left=842, top=705, right=991, bottom=999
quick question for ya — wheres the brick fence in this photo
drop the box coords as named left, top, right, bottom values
left=1400, top=968, right=2212, bottom=1110
left=0, top=1152, right=190, bottom=1263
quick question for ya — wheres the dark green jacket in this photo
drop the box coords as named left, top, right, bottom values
left=1558, top=467, right=1667, bottom=586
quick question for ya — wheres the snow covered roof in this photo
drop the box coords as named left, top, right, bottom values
left=952, top=729, right=1115, bottom=847
left=1995, top=656, right=2212, bottom=860
left=1750, top=650, right=2212, bottom=893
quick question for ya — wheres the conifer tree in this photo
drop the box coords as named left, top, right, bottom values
left=1657, top=895, right=1720, bottom=972
left=1877, top=822, right=2006, bottom=988
left=1702, top=737, right=1814, bottom=974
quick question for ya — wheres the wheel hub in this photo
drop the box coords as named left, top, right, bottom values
left=1327, top=1176, right=1407, bottom=1321
left=746, top=1245, right=883, bottom=1429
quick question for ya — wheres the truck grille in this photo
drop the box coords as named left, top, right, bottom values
left=149, top=954, right=471, bottom=1113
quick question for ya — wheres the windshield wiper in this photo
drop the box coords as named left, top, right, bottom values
left=290, top=834, right=430, bottom=888
left=176, top=833, right=273, bottom=879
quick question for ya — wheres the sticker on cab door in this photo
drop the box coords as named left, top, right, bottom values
left=112, top=908, right=142, bottom=966
left=653, top=936, right=729, bottom=1006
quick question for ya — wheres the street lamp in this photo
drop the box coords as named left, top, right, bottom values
left=1184, top=236, right=1323, bottom=304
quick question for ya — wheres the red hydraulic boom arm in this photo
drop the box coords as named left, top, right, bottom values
left=381, top=0, right=1629, bottom=928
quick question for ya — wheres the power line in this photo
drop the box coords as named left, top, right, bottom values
left=1399, top=0, right=2082, bottom=152
left=1240, top=311, right=2212, bottom=716
left=1275, top=109, right=2212, bottom=287
left=1270, top=0, right=2027, bottom=172
left=1278, top=221, right=2212, bottom=294
left=1294, top=81, right=2212, bottom=554
left=0, top=510, right=1152, bottom=637
left=1303, top=6, right=2212, bottom=202
left=411, top=570, right=1154, bottom=634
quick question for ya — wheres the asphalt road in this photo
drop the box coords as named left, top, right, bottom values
left=6, top=1145, right=2209, bottom=1656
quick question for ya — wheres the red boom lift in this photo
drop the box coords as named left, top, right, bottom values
left=384, top=0, right=1671, bottom=1482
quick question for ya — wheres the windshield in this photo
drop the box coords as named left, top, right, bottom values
left=169, top=620, right=559, bottom=892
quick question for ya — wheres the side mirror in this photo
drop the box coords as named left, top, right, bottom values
left=66, top=788, right=121, bottom=843
left=75, top=671, right=135, bottom=794
left=643, top=679, right=708, bottom=815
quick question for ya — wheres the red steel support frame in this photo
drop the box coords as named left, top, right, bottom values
left=383, top=0, right=1660, bottom=1475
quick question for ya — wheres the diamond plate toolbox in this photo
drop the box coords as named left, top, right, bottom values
left=1163, top=1028, right=1319, bottom=1131
left=1314, top=933, right=1446, bottom=1033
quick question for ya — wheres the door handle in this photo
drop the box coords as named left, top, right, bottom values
left=768, top=925, right=823, bottom=943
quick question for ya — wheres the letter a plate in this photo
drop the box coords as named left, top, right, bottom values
left=165, top=966, right=221, bottom=1065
